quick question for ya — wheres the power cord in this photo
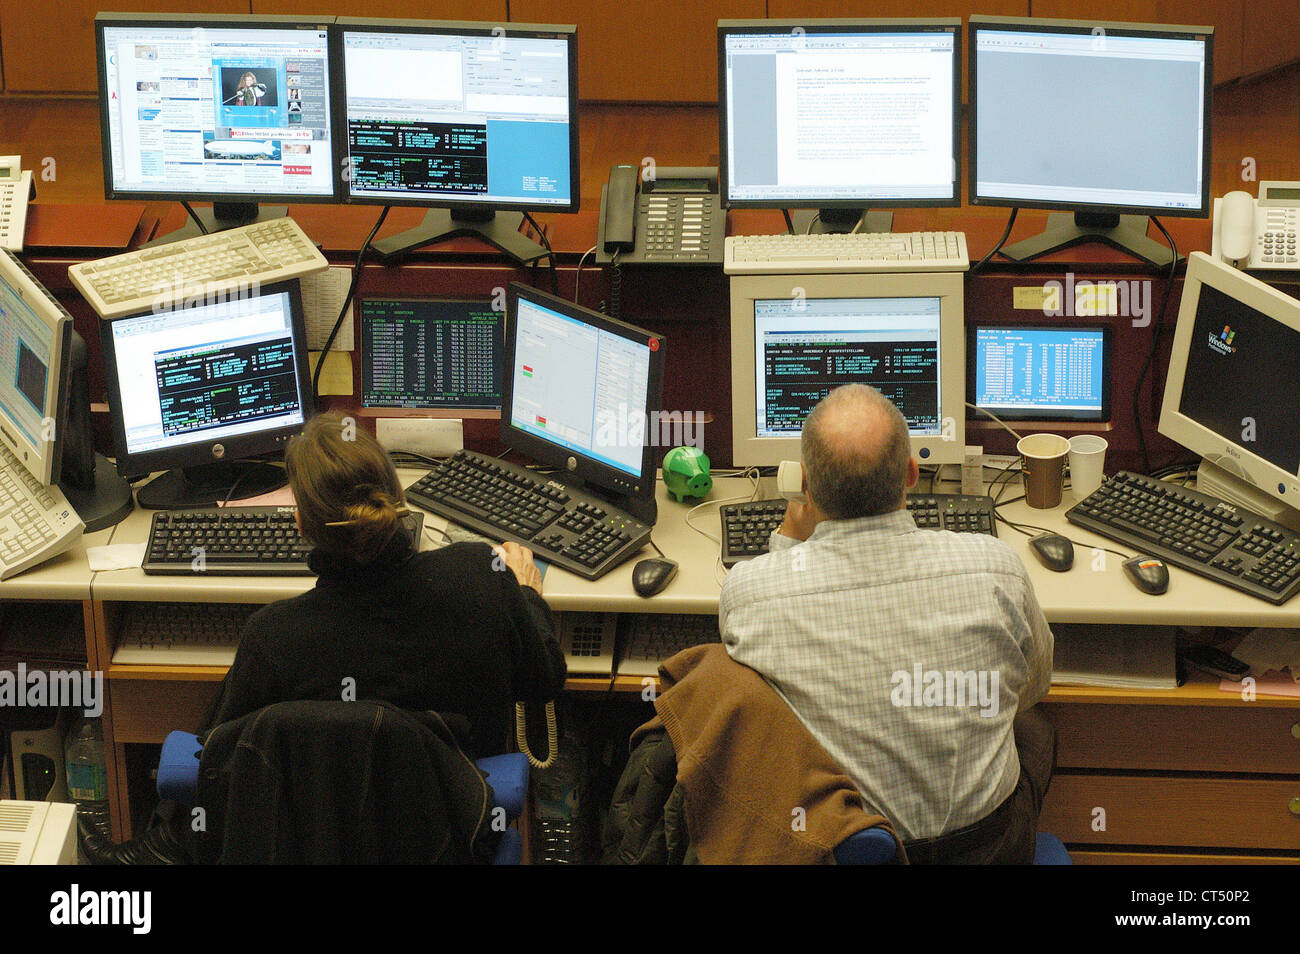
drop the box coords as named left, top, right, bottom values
left=313, top=205, right=390, bottom=407
left=1132, top=216, right=1179, bottom=474
left=573, top=243, right=598, bottom=305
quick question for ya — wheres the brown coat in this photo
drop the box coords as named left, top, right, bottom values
left=632, top=643, right=902, bottom=864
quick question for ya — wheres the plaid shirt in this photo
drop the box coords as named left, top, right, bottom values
left=719, top=508, right=1053, bottom=841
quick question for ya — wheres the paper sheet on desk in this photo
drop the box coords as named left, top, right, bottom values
left=301, top=267, right=354, bottom=351
left=220, top=486, right=297, bottom=508
left=1220, top=671, right=1300, bottom=697
left=87, top=543, right=147, bottom=571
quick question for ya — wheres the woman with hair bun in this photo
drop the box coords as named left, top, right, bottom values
left=203, top=412, right=566, bottom=758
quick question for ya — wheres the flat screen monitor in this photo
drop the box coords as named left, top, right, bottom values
left=970, top=15, right=1212, bottom=265
left=96, top=13, right=337, bottom=237
left=501, top=283, right=665, bottom=523
left=361, top=297, right=502, bottom=414
left=100, top=281, right=313, bottom=509
left=718, top=18, right=961, bottom=231
left=1159, top=252, right=1300, bottom=518
left=0, top=251, right=72, bottom=486
left=969, top=325, right=1111, bottom=422
left=335, top=18, right=579, bottom=262
left=730, top=272, right=965, bottom=467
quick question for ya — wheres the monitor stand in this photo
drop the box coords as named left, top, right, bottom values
left=372, top=209, right=549, bottom=265
left=1196, top=459, right=1300, bottom=532
left=144, top=202, right=289, bottom=248
left=134, top=460, right=288, bottom=510
left=790, top=209, right=893, bottom=235
left=61, top=453, right=133, bottom=533
left=58, top=332, right=133, bottom=532
left=999, top=212, right=1181, bottom=268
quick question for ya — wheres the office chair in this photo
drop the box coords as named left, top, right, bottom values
left=157, top=725, right=530, bottom=865
left=833, top=826, right=1071, bottom=865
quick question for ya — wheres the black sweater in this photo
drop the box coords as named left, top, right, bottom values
left=202, top=534, right=567, bottom=758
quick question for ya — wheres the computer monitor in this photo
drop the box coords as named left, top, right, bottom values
left=100, top=281, right=314, bottom=509
left=96, top=13, right=338, bottom=245
left=334, top=19, right=579, bottom=264
left=501, top=283, right=665, bottom=524
left=718, top=18, right=961, bottom=234
left=969, top=325, right=1111, bottom=422
left=730, top=272, right=965, bottom=467
left=970, top=16, right=1212, bottom=266
left=361, top=297, right=502, bottom=415
left=1159, top=251, right=1300, bottom=527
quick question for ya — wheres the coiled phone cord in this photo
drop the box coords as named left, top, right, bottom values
left=515, top=700, right=558, bottom=770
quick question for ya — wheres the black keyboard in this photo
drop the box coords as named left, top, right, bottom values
left=1066, top=471, right=1300, bottom=604
left=143, top=507, right=423, bottom=576
left=405, top=450, right=651, bottom=580
left=721, top=493, right=997, bottom=568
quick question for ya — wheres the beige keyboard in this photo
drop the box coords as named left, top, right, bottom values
left=617, top=613, right=720, bottom=678
left=0, top=444, right=83, bottom=580
left=725, top=230, right=968, bottom=274
left=69, top=217, right=328, bottom=318
left=112, top=601, right=258, bottom=666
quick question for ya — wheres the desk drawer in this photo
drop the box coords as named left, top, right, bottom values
left=107, top=679, right=219, bottom=743
left=1044, top=703, right=1300, bottom=774
left=1041, top=774, right=1300, bottom=850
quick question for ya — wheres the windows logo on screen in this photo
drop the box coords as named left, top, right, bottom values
left=1208, top=324, right=1237, bottom=356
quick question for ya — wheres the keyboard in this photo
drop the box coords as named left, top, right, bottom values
left=406, top=450, right=651, bottom=580
left=1066, top=471, right=1300, bottom=604
left=143, top=507, right=423, bottom=576
left=112, top=601, right=257, bottom=666
left=721, top=493, right=997, bottom=568
left=0, top=444, right=84, bottom=580
left=618, top=613, right=721, bottom=678
left=68, top=217, right=327, bottom=318
left=724, top=231, right=968, bottom=275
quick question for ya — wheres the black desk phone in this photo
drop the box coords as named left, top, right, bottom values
left=596, top=163, right=724, bottom=265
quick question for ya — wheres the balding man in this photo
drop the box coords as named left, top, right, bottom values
left=719, top=384, right=1054, bottom=863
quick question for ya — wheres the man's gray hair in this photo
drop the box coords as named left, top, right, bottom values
left=802, top=384, right=911, bottom=520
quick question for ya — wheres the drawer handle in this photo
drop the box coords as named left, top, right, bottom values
left=1291, top=797, right=1300, bottom=817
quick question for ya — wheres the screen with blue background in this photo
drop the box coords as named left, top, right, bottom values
left=973, top=326, right=1107, bottom=419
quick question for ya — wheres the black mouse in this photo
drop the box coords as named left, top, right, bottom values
left=1028, top=532, right=1074, bottom=572
left=1123, top=555, right=1170, bottom=595
left=633, top=558, right=678, bottom=597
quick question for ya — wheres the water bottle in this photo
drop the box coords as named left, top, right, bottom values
left=64, top=716, right=111, bottom=842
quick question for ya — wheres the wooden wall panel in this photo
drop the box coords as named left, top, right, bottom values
left=1031, top=0, right=1244, bottom=84
left=1241, top=0, right=1300, bottom=76
left=0, top=1, right=249, bottom=94
left=768, top=1, right=1027, bottom=17
left=511, top=0, right=765, bottom=103
left=250, top=1, right=508, bottom=22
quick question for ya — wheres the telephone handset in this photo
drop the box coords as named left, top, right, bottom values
left=596, top=163, right=724, bottom=265
left=0, top=156, right=34, bottom=253
left=1212, top=182, right=1300, bottom=270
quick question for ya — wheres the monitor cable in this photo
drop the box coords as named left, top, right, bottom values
left=179, top=201, right=210, bottom=236
left=1131, top=216, right=1178, bottom=474
left=967, top=208, right=1018, bottom=278
left=312, top=205, right=390, bottom=408
left=522, top=211, right=559, bottom=295
left=573, top=244, right=597, bottom=305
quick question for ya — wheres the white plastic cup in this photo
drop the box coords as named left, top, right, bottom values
left=1016, top=433, right=1070, bottom=509
left=1068, top=435, right=1108, bottom=500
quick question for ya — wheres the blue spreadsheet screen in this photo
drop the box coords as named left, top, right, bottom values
left=973, top=327, right=1106, bottom=419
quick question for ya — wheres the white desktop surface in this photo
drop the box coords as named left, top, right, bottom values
left=0, top=527, right=112, bottom=601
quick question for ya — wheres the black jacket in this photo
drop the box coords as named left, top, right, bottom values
left=192, top=700, right=500, bottom=864
left=202, top=531, right=566, bottom=758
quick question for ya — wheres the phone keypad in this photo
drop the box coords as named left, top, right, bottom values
left=639, top=193, right=716, bottom=261
left=1257, top=208, right=1298, bottom=264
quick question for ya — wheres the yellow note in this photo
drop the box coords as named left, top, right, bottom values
left=308, top=350, right=352, bottom=396
left=1013, top=286, right=1054, bottom=310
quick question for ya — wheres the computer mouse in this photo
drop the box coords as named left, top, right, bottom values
left=633, top=558, right=678, bottom=598
left=1123, top=555, right=1170, bottom=595
left=1028, top=532, right=1074, bottom=572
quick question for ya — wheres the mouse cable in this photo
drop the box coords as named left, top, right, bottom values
left=992, top=508, right=1132, bottom=561
left=647, top=538, right=666, bottom=559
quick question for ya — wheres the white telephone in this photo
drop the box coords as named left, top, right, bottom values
left=776, top=459, right=807, bottom=504
left=0, top=156, right=33, bottom=253
left=1211, top=182, right=1300, bottom=270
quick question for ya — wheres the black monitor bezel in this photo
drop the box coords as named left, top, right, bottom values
left=500, top=282, right=665, bottom=505
left=968, top=15, right=1214, bottom=219
left=332, top=18, right=581, bottom=215
left=717, top=17, right=963, bottom=211
left=99, top=279, right=314, bottom=480
left=359, top=295, right=503, bottom=411
left=967, top=321, right=1114, bottom=422
left=94, top=12, right=340, bottom=206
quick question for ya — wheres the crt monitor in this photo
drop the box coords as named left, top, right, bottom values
left=718, top=18, right=961, bottom=233
left=970, top=15, right=1212, bottom=266
left=969, top=325, right=1111, bottom=422
left=730, top=271, right=965, bottom=467
left=100, top=280, right=313, bottom=509
left=361, top=297, right=503, bottom=415
left=501, top=283, right=665, bottom=524
left=334, top=18, right=579, bottom=264
left=1159, top=251, right=1300, bottom=525
left=95, top=13, right=338, bottom=244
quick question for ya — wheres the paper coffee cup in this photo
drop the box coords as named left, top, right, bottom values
left=1068, top=435, right=1108, bottom=500
left=1017, top=434, right=1070, bottom=509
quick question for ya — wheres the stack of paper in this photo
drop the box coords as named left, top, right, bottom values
left=1230, top=628, right=1300, bottom=682
left=1051, top=624, right=1178, bottom=690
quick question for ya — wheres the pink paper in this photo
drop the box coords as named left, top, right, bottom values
left=219, top=486, right=297, bottom=508
left=1218, top=670, right=1300, bottom=698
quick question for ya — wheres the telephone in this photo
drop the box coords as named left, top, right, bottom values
left=776, top=460, right=807, bottom=504
left=596, top=163, right=724, bottom=265
left=1212, top=182, right=1300, bottom=270
left=0, top=156, right=34, bottom=253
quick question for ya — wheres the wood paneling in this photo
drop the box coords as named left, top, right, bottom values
left=1030, top=1, right=1244, bottom=84
left=0, top=1, right=250, bottom=94
left=511, top=0, right=765, bottom=103
left=768, top=1, right=1027, bottom=17
left=1241, top=0, right=1300, bottom=76
left=250, top=1, right=507, bottom=21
